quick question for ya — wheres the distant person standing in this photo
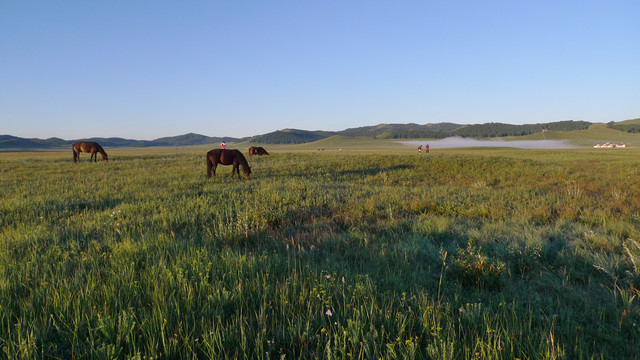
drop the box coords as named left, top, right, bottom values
left=426, top=144, right=429, bottom=153
left=418, top=144, right=422, bottom=154
left=221, top=141, right=226, bottom=149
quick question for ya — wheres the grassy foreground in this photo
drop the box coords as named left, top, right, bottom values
left=1, top=147, right=639, bottom=359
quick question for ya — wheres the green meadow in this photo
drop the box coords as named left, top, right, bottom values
left=1, top=144, right=639, bottom=359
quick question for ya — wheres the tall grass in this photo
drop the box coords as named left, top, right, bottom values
left=1, top=148, right=639, bottom=359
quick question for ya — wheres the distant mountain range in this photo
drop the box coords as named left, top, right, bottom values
left=2, top=119, right=638, bottom=150
left=0, top=133, right=232, bottom=150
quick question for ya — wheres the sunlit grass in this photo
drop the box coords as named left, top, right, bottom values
left=1, top=148, right=639, bottom=359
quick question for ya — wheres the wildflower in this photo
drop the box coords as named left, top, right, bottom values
left=263, top=328, right=266, bottom=332
left=459, top=307, right=463, bottom=313
left=325, top=309, right=333, bottom=317
left=326, top=275, right=331, bottom=280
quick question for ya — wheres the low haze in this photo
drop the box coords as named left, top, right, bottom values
left=403, top=138, right=579, bottom=149
left=1, top=1, right=638, bottom=140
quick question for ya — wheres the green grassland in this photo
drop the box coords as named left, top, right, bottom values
left=1, top=144, right=639, bottom=359
left=513, top=123, right=640, bottom=147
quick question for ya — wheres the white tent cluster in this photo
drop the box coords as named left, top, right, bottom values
left=593, top=143, right=627, bottom=148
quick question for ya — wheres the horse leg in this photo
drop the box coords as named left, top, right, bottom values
left=73, top=149, right=77, bottom=162
left=233, top=162, right=241, bottom=178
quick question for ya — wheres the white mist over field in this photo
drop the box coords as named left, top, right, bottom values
left=402, top=137, right=580, bottom=149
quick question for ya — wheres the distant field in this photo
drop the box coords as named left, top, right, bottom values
left=515, top=123, right=640, bottom=147
left=1, top=147, right=639, bottom=359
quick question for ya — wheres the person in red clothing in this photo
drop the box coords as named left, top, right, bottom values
left=418, top=144, right=422, bottom=154
left=221, top=141, right=226, bottom=149
left=426, top=144, right=430, bottom=153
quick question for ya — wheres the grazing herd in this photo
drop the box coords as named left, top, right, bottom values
left=72, top=141, right=269, bottom=180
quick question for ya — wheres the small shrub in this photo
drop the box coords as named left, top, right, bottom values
left=508, top=243, right=541, bottom=276
left=451, top=240, right=505, bottom=289
left=623, top=238, right=640, bottom=287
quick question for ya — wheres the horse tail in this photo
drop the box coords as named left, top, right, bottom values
left=206, top=152, right=213, bottom=178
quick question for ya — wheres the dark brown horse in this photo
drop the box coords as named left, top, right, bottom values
left=73, top=141, right=108, bottom=162
left=206, top=149, right=251, bottom=180
left=249, top=146, right=270, bottom=156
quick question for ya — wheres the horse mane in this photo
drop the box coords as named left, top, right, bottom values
left=97, top=143, right=108, bottom=159
left=235, top=150, right=251, bottom=175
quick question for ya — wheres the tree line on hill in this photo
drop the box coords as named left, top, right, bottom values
left=607, top=121, right=640, bottom=133
left=385, top=120, right=591, bottom=139
left=0, top=119, right=623, bottom=149
left=245, top=129, right=334, bottom=144
left=0, top=133, right=237, bottom=150
left=247, top=121, right=591, bottom=143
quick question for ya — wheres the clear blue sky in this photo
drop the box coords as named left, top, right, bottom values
left=2, top=1, right=638, bottom=140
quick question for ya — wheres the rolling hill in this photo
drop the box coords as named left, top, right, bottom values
left=0, top=135, right=70, bottom=148
left=246, top=129, right=335, bottom=144
left=152, top=133, right=233, bottom=146
left=606, top=117, right=640, bottom=133
left=0, top=133, right=242, bottom=150
left=3, top=118, right=639, bottom=150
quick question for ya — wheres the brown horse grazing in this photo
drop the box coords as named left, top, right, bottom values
left=206, top=149, right=251, bottom=180
left=73, top=141, right=108, bottom=162
left=249, top=146, right=270, bottom=156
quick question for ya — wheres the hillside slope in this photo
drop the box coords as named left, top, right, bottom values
left=516, top=123, right=640, bottom=147
left=4, top=118, right=639, bottom=149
